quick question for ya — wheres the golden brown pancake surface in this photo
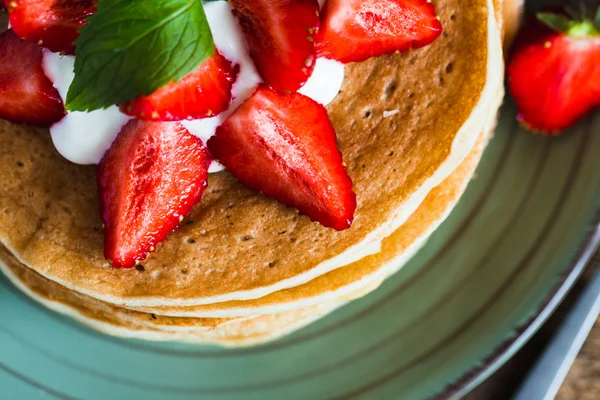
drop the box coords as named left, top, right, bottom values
left=131, top=129, right=495, bottom=317
left=0, top=128, right=489, bottom=342
left=0, top=0, right=500, bottom=306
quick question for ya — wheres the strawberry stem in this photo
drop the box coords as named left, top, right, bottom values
left=568, top=20, right=599, bottom=38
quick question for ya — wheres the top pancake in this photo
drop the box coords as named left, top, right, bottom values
left=0, top=126, right=489, bottom=342
left=0, top=0, right=502, bottom=306
left=124, top=127, right=495, bottom=317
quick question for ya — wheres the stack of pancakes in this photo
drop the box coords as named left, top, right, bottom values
left=0, top=0, right=521, bottom=346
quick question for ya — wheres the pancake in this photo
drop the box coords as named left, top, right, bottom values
left=101, top=0, right=514, bottom=318
left=0, top=245, right=346, bottom=345
left=0, top=0, right=505, bottom=308
left=116, top=0, right=515, bottom=319
left=3, top=262, right=335, bottom=347
left=131, top=125, right=496, bottom=318
left=0, top=123, right=488, bottom=345
left=2, top=261, right=335, bottom=347
left=503, top=0, right=524, bottom=50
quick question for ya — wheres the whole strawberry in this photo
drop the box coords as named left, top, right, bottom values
left=507, top=6, right=600, bottom=134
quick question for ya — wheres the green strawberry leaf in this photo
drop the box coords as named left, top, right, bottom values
left=595, top=6, right=600, bottom=28
left=537, top=12, right=573, bottom=33
left=66, top=0, right=214, bottom=112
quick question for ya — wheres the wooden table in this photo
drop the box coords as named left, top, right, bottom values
left=464, top=254, right=600, bottom=399
left=557, top=319, right=600, bottom=399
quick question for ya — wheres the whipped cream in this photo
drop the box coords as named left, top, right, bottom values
left=298, top=58, right=345, bottom=105
left=43, top=52, right=132, bottom=165
left=42, top=0, right=345, bottom=169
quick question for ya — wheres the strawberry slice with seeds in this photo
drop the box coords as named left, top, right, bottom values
left=8, top=0, right=97, bottom=54
left=508, top=9, right=600, bottom=133
left=98, top=121, right=209, bottom=268
left=0, top=30, right=65, bottom=126
left=230, top=0, right=320, bottom=93
left=316, top=0, right=442, bottom=63
left=208, top=85, right=356, bottom=230
left=122, top=50, right=238, bottom=122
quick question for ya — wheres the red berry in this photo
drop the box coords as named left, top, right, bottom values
left=508, top=11, right=600, bottom=133
left=230, top=0, right=319, bottom=93
left=0, top=30, right=65, bottom=126
left=8, top=0, right=97, bottom=54
left=98, top=121, right=209, bottom=268
left=315, top=0, right=442, bottom=63
left=122, top=50, right=238, bottom=122
left=208, top=85, right=356, bottom=230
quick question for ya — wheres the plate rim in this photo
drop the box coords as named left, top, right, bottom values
left=435, top=211, right=600, bottom=400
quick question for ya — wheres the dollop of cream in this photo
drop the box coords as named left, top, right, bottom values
left=298, top=58, right=345, bottom=105
left=42, top=0, right=345, bottom=169
left=43, top=51, right=132, bottom=165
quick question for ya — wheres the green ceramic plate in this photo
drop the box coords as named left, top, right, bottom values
left=1, top=98, right=599, bottom=399
left=2, top=2, right=600, bottom=389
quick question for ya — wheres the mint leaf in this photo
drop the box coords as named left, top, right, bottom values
left=66, top=0, right=214, bottom=112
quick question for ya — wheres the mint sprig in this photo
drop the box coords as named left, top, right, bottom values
left=66, top=0, right=214, bottom=112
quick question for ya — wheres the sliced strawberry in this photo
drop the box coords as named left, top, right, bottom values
left=98, top=121, right=209, bottom=268
left=8, top=0, right=97, bottom=54
left=230, top=0, right=319, bottom=93
left=315, top=0, right=442, bottom=63
left=0, top=30, right=64, bottom=126
left=208, top=85, right=356, bottom=230
left=122, top=50, right=238, bottom=122
left=508, top=10, right=600, bottom=133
